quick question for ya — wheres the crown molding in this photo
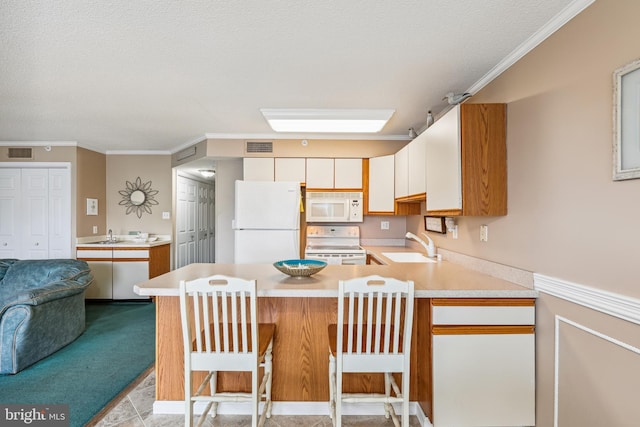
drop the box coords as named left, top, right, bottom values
left=0, top=141, right=77, bottom=146
left=203, top=132, right=410, bottom=141
left=106, top=150, right=172, bottom=155
left=467, top=0, right=596, bottom=95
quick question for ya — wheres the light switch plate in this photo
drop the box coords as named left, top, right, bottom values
left=162, top=211, right=170, bottom=219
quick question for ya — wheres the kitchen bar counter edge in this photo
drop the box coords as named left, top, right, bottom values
left=134, top=252, right=537, bottom=299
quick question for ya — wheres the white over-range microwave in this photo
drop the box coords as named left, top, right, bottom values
left=305, top=192, right=363, bottom=223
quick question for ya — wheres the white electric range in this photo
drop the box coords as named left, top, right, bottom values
left=304, top=225, right=366, bottom=265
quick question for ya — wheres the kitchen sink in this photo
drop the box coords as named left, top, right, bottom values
left=382, top=252, right=437, bottom=263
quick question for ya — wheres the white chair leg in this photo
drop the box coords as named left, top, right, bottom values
left=185, top=370, right=193, bottom=427
left=384, top=372, right=392, bottom=419
left=328, top=352, right=335, bottom=420
left=264, top=341, right=274, bottom=418
left=209, top=371, right=218, bottom=417
left=252, top=368, right=259, bottom=427
left=335, top=364, right=342, bottom=427
left=402, top=373, right=410, bottom=427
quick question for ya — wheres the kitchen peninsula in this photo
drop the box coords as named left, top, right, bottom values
left=134, top=254, right=537, bottom=425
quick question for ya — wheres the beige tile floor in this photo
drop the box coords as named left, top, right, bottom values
left=91, top=369, right=422, bottom=427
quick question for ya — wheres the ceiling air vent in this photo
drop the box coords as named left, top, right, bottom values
left=8, top=147, right=33, bottom=159
left=176, top=146, right=196, bottom=161
left=245, top=141, right=273, bottom=154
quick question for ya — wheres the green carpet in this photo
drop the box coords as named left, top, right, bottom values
left=0, top=301, right=156, bottom=427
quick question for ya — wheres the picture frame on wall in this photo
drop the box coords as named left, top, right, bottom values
left=613, top=58, right=640, bottom=180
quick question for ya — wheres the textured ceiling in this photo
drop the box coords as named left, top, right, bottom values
left=0, top=0, right=588, bottom=152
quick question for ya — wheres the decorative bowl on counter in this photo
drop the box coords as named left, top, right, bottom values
left=273, top=259, right=327, bottom=277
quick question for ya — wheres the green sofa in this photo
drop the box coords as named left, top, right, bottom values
left=0, top=259, right=93, bottom=374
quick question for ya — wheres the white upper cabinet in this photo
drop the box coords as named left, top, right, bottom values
left=394, top=135, right=427, bottom=200
left=334, top=158, right=362, bottom=189
left=306, top=158, right=363, bottom=189
left=425, top=104, right=507, bottom=216
left=394, top=145, right=409, bottom=198
left=408, top=133, right=427, bottom=196
left=425, top=105, right=462, bottom=212
left=243, top=158, right=274, bottom=181
left=275, top=158, right=306, bottom=183
left=368, top=155, right=395, bottom=213
left=306, top=158, right=334, bottom=188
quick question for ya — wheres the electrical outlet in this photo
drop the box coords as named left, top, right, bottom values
left=162, top=211, right=171, bottom=220
left=480, top=225, right=489, bottom=242
left=381, top=221, right=390, bottom=230
left=92, top=226, right=98, bottom=234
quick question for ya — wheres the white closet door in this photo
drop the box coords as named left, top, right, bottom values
left=208, top=185, right=215, bottom=262
left=176, top=175, right=198, bottom=268
left=48, top=168, right=71, bottom=258
left=0, top=169, right=21, bottom=258
left=197, top=182, right=209, bottom=263
left=22, top=169, right=49, bottom=259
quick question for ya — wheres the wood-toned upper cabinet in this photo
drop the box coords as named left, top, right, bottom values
left=243, top=158, right=274, bottom=181
left=368, top=155, right=395, bottom=213
left=275, top=158, right=306, bottom=183
left=425, top=103, right=507, bottom=216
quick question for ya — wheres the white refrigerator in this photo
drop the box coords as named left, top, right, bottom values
left=233, top=180, right=301, bottom=264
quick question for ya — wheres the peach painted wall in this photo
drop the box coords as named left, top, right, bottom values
left=106, top=154, right=172, bottom=237
left=406, top=0, right=640, bottom=424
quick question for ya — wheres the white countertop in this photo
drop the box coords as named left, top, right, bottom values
left=76, top=235, right=171, bottom=248
left=134, top=246, right=537, bottom=299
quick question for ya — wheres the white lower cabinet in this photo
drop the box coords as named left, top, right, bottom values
left=77, top=247, right=152, bottom=300
left=431, top=299, right=536, bottom=427
left=84, top=260, right=113, bottom=299
left=112, top=260, right=148, bottom=299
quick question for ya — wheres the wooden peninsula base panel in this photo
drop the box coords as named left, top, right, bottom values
left=156, top=296, right=431, bottom=410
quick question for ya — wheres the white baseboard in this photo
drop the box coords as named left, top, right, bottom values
left=534, top=273, right=640, bottom=325
left=153, top=400, right=433, bottom=426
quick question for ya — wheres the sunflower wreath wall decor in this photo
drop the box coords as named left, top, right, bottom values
left=119, top=177, right=159, bottom=218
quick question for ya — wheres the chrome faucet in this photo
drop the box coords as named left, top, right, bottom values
left=108, top=229, right=113, bottom=242
left=405, top=231, right=436, bottom=258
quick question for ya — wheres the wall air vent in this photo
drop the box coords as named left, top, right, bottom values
left=245, top=141, right=273, bottom=154
left=8, top=147, right=33, bottom=159
left=176, top=146, right=197, bottom=161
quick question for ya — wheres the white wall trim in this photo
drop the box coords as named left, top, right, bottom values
left=0, top=141, right=77, bottom=146
left=553, top=316, right=640, bottom=427
left=153, top=400, right=432, bottom=426
left=467, top=0, right=595, bottom=95
left=0, top=162, right=71, bottom=169
left=534, top=273, right=640, bottom=326
left=106, top=150, right=172, bottom=155
left=204, top=132, right=410, bottom=141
